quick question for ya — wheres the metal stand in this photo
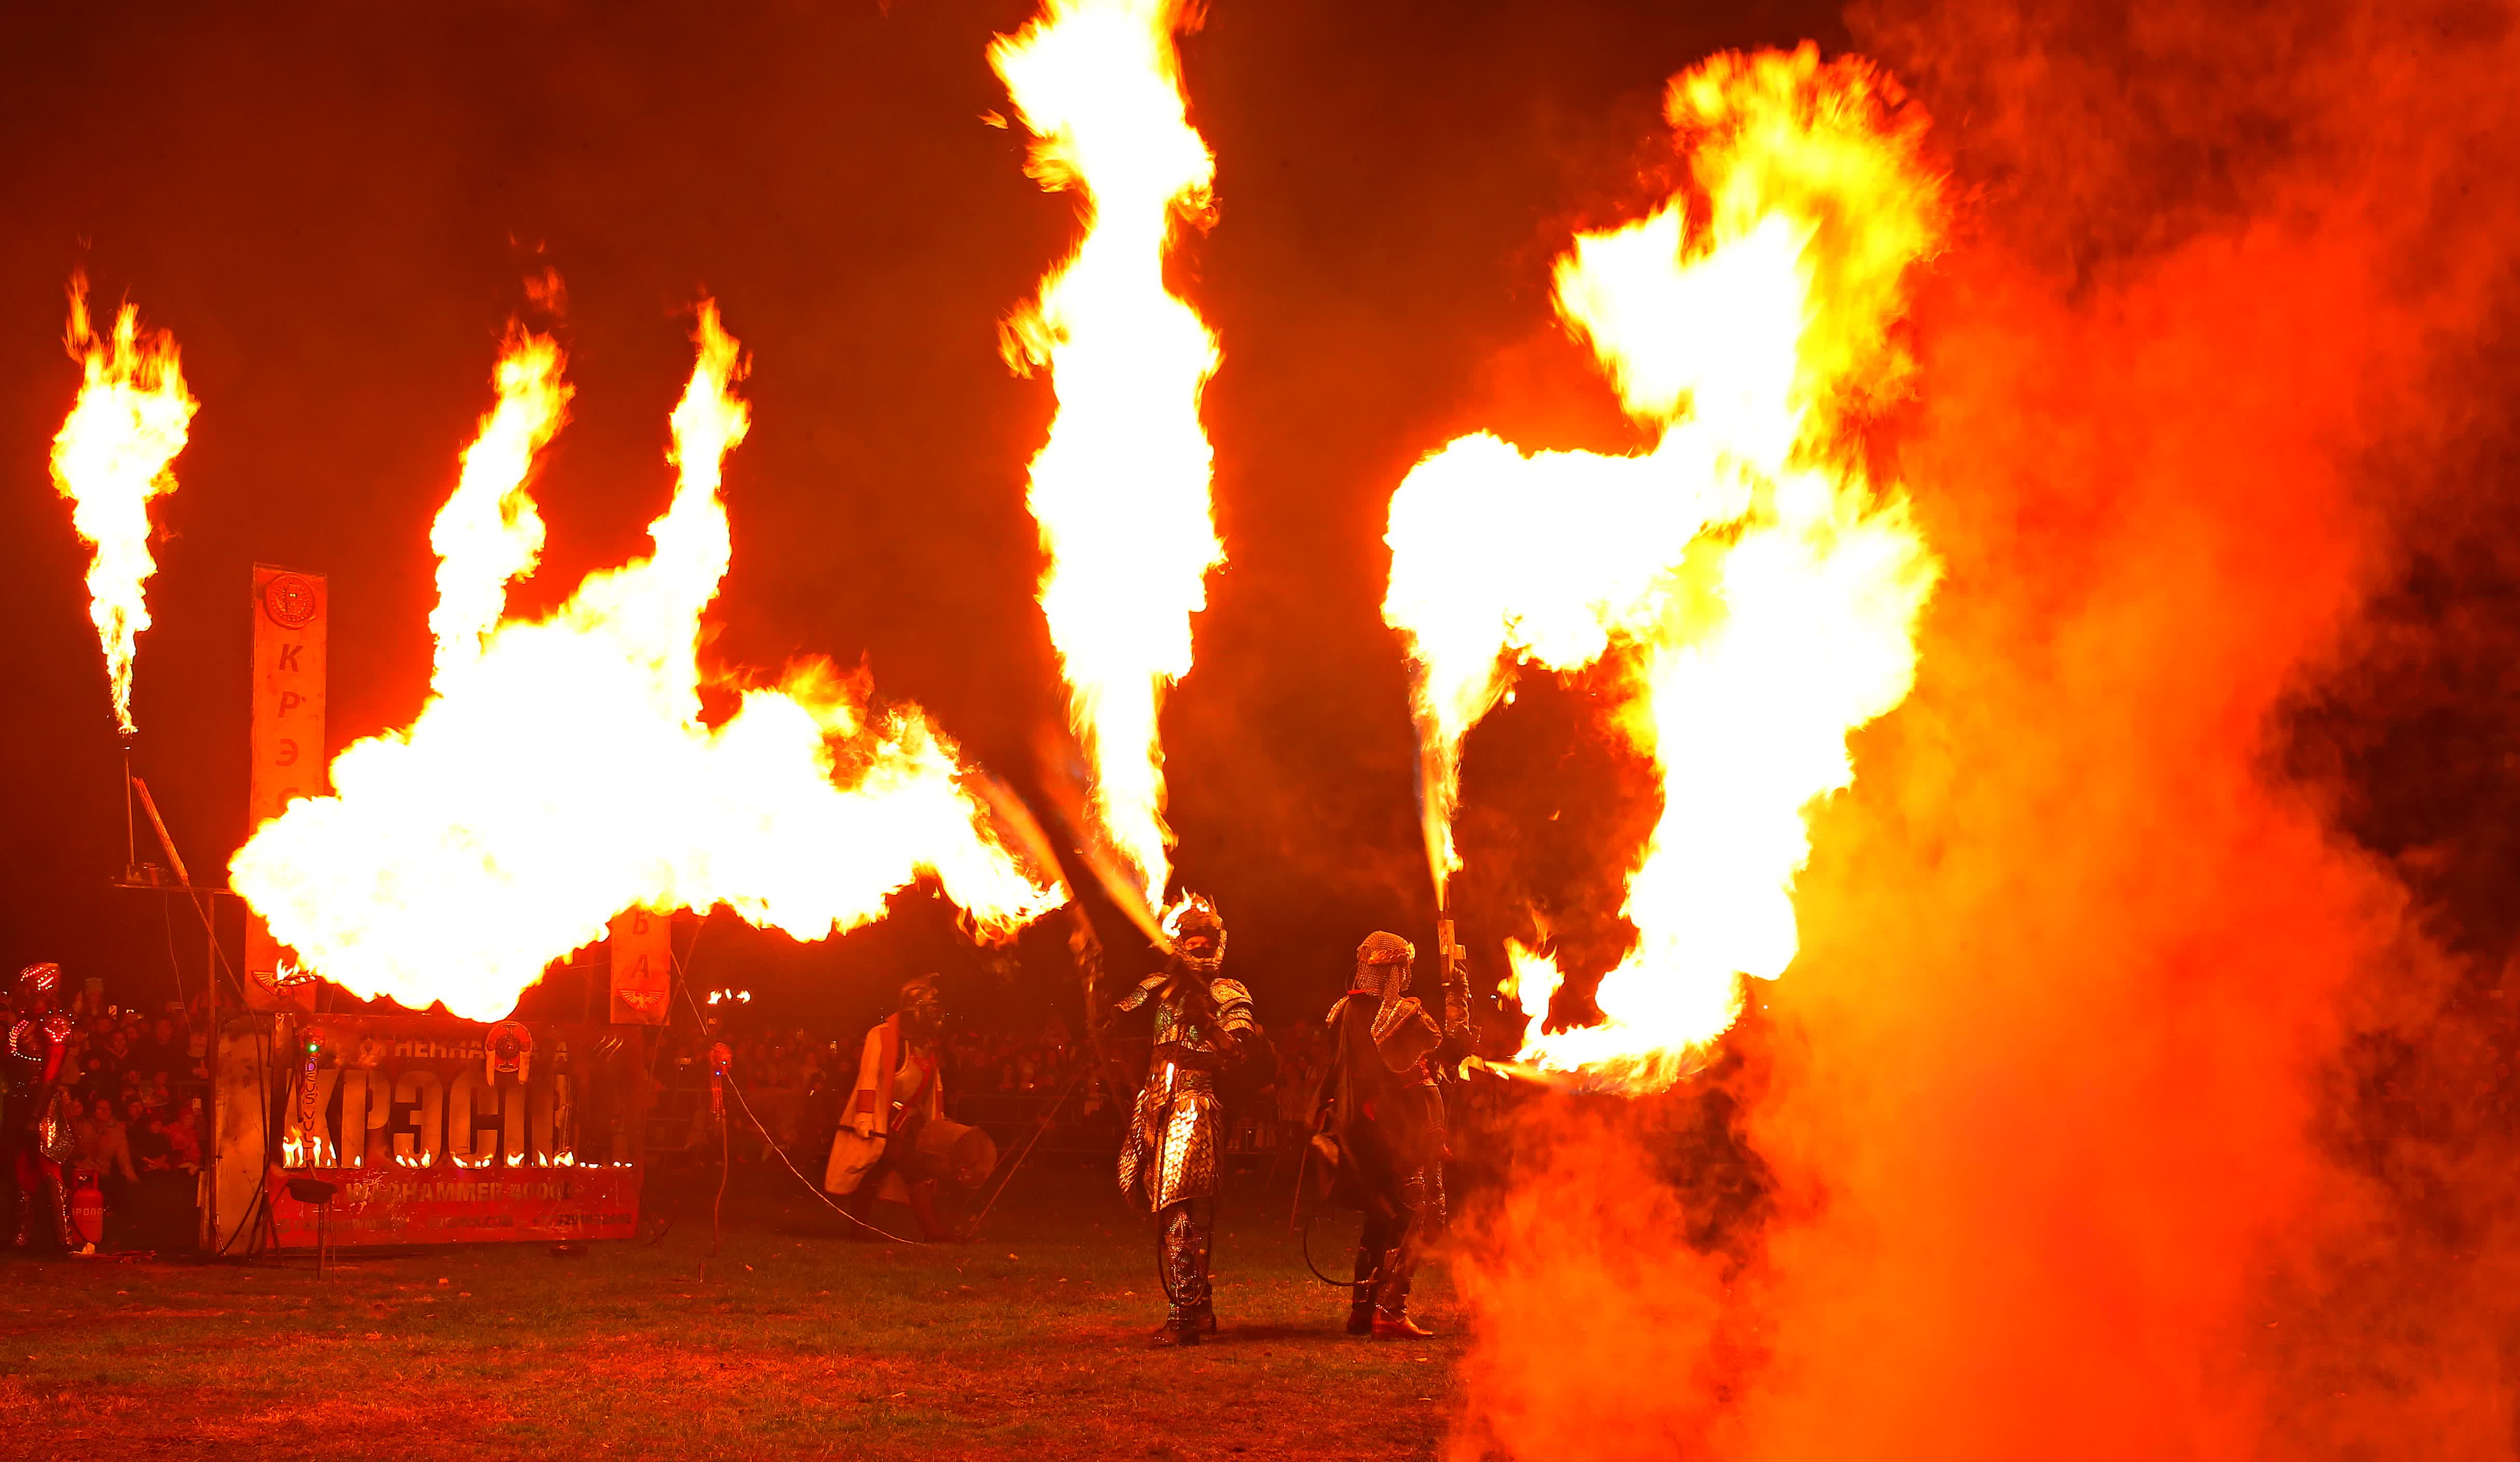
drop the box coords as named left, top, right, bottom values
left=283, top=1177, right=338, bottom=1276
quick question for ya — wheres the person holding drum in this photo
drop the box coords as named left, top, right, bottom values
left=824, top=975, right=993, bottom=1240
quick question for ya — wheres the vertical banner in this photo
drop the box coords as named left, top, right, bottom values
left=608, top=908, right=671, bottom=1025
left=244, top=564, right=326, bottom=1010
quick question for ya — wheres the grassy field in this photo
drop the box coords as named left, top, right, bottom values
left=0, top=1158, right=1464, bottom=1461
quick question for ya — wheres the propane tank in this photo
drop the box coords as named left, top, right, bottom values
left=68, top=1171, right=103, bottom=1252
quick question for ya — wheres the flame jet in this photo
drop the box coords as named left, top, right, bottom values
left=992, top=0, right=1223, bottom=917
left=230, top=304, right=1063, bottom=1022
left=1383, top=47, right=1946, bottom=1089
left=50, top=276, right=198, bottom=734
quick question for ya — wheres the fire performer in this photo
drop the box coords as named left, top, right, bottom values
left=1116, top=896, right=1270, bottom=1347
left=1323, top=932, right=1475, bottom=1338
left=837, top=975, right=955, bottom=1241
left=3, top=963, right=76, bottom=1249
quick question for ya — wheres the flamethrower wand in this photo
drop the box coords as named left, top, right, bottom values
left=1413, top=709, right=1480, bottom=1071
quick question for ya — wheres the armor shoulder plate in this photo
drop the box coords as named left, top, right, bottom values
left=1207, top=979, right=1257, bottom=1033
left=1114, top=972, right=1170, bottom=1012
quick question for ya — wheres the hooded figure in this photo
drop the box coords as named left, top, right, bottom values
left=1115, top=895, right=1273, bottom=1346
left=1320, top=931, right=1475, bottom=1337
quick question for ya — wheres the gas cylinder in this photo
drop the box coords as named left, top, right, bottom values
left=68, top=1172, right=103, bottom=1250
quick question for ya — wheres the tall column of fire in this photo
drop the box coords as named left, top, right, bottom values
left=992, top=0, right=1224, bottom=919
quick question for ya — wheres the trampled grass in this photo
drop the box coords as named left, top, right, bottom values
left=0, top=1159, right=1462, bottom=1460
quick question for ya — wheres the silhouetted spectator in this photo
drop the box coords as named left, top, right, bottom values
left=127, top=1098, right=173, bottom=1173
left=131, top=1016, right=185, bottom=1080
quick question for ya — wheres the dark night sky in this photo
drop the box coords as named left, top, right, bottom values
left=0, top=1, right=1848, bottom=1032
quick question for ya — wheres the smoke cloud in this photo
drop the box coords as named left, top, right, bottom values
left=1449, top=0, right=2520, bottom=1455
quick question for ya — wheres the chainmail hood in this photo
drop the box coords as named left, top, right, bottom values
left=1351, top=931, right=1414, bottom=1002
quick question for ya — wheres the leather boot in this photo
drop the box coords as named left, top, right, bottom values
left=1347, top=1245, right=1376, bottom=1335
left=840, top=1177, right=882, bottom=1240
left=904, top=1179, right=954, bottom=1242
left=1372, top=1247, right=1434, bottom=1338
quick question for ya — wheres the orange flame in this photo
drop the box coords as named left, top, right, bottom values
left=431, top=328, right=569, bottom=684
left=992, top=0, right=1223, bottom=914
left=1384, top=46, right=1945, bottom=1089
left=49, top=275, right=198, bottom=734
left=230, top=302, right=1063, bottom=1022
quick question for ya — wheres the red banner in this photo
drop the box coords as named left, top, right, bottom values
left=608, top=908, right=671, bottom=1026
left=244, top=563, right=326, bottom=1009
left=267, top=1165, right=639, bottom=1246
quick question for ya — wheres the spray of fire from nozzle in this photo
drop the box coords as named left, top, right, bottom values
left=51, top=274, right=197, bottom=739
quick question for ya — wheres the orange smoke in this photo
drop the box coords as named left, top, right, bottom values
left=1452, top=3, right=2520, bottom=1457
left=992, top=0, right=1223, bottom=918
left=49, top=275, right=198, bottom=734
left=1384, top=47, right=1943, bottom=1087
left=229, top=304, right=1062, bottom=1022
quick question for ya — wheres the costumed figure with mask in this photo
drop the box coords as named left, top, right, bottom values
left=827, top=975, right=955, bottom=1241
left=1321, top=932, right=1475, bottom=1338
left=1116, top=896, right=1272, bottom=1346
left=4, top=963, right=76, bottom=1249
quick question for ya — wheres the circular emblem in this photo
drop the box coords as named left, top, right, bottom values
left=263, top=573, right=318, bottom=628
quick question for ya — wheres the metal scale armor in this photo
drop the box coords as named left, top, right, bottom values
left=1114, top=897, right=1266, bottom=1346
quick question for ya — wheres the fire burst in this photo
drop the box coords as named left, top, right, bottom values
left=992, top=0, right=1223, bottom=917
left=1383, top=47, right=1946, bottom=1089
left=49, top=275, right=198, bottom=734
left=230, top=303, right=1062, bottom=1022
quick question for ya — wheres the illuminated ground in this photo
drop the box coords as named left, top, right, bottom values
left=0, top=1160, right=1460, bottom=1461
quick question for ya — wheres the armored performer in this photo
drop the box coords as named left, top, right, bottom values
left=4, top=963, right=75, bottom=1249
left=1323, top=931, right=1475, bottom=1338
left=1116, top=896, right=1271, bottom=1346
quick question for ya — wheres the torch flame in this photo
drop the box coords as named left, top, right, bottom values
left=1384, top=46, right=1945, bottom=1089
left=992, top=0, right=1223, bottom=916
left=230, top=302, right=1063, bottom=1022
left=49, top=275, right=198, bottom=734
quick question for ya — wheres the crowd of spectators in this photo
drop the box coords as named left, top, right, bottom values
left=0, top=986, right=212, bottom=1241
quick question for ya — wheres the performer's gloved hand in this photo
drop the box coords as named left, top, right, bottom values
left=854, top=1112, right=876, bottom=1139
